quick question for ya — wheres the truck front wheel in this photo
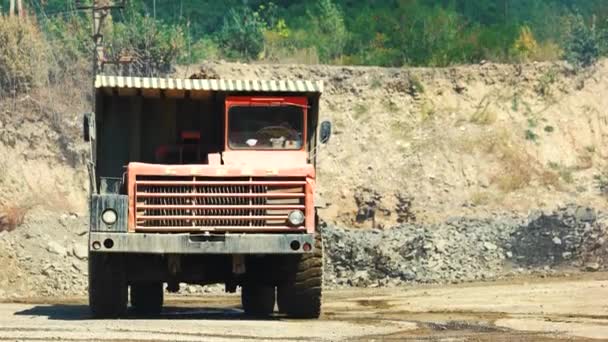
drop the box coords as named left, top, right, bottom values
left=88, top=253, right=128, bottom=318
left=131, top=283, right=164, bottom=316
left=241, top=283, right=276, bottom=317
left=277, top=233, right=323, bottom=318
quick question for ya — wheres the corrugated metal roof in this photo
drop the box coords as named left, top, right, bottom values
left=95, top=75, right=323, bottom=93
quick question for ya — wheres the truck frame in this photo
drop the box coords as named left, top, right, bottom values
left=84, top=75, right=331, bottom=318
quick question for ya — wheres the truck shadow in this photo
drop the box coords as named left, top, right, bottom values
left=15, top=305, right=280, bottom=321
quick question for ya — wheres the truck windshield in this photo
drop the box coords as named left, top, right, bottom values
left=228, top=105, right=304, bottom=150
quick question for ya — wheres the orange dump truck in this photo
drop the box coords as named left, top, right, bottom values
left=84, top=75, right=331, bottom=318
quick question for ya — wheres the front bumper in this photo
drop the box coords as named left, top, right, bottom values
left=89, top=232, right=315, bottom=255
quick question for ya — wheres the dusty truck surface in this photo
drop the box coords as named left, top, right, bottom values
left=84, top=75, right=331, bottom=318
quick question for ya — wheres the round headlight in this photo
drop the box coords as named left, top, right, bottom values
left=288, top=210, right=305, bottom=226
left=101, top=209, right=117, bottom=225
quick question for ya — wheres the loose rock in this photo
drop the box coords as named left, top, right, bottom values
left=47, top=241, right=67, bottom=257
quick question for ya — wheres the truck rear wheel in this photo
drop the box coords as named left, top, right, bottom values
left=88, top=253, right=128, bottom=318
left=241, top=283, right=276, bottom=317
left=277, top=233, right=323, bottom=318
left=131, top=283, right=164, bottom=316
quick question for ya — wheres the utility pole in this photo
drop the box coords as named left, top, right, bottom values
left=76, top=0, right=126, bottom=75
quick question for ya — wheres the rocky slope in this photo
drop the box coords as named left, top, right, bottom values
left=2, top=60, right=608, bottom=297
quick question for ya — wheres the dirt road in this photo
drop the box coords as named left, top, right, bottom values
left=1, top=274, right=607, bottom=341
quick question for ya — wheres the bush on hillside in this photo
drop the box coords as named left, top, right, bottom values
left=563, top=14, right=601, bottom=69
left=307, top=0, right=348, bottom=63
left=108, top=11, right=186, bottom=77
left=40, top=14, right=91, bottom=77
left=183, top=37, right=220, bottom=64
left=0, top=16, right=49, bottom=95
left=217, top=7, right=265, bottom=60
left=512, top=26, right=539, bottom=62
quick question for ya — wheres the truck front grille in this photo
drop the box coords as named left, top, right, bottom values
left=134, top=176, right=306, bottom=233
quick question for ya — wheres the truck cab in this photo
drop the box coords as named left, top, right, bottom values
left=85, top=75, right=330, bottom=318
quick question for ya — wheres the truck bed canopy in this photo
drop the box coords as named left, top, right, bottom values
left=94, top=75, right=324, bottom=98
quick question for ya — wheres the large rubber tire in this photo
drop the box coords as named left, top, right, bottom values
left=88, top=253, right=128, bottom=318
left=241, top=283, right=276, bottom=317
left=130, top=283, right=164, bottom=316
left=277, top=233, right=323, bottom=319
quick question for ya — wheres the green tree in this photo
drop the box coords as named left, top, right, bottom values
left=0, top=16, right=49, bottom=94
left=108, top=10, right=186, bottom=76
left=217, top=7, right=265, bottom=60
left=307, top=0, right=348, bottom=62
left=564, top=14, right=600, bottom=68
left=21, top=0, right=608, bottom=68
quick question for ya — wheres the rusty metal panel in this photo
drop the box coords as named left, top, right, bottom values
left=131, top=174, right=308, bottom=233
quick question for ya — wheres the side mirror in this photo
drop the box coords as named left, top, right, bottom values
left=320, top=121, right=332, bottom=144
left=83, top=112, right=93, bottom=142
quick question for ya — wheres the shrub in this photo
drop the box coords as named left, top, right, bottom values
left=535, top=68, right=558, bottom=98
left=40, top=14, right=91, bottom=76
left=184, top=37, right=220, bottom=64
left=563, top=14, right=601, bottom=69
left=261, top=19, right=295, bottom=61
left=218, top=7, right=265, bottom=60
left=307, top=0, right=348, bottom=63
left=531, top=40, right=562, bottom=61
left=512, top=26, right=538, bottom=62
left=108, top=11, right=186, bottom=76
left=0, top=16, right=49, bottom=94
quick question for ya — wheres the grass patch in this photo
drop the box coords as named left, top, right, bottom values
left=470, top=109, right=497, bottom=125
left=492, top=152, right=534, bottom=192
left=470, top=95, right=498, bottom=125
left=577, top=152, right=594, bottom=170
left=353, top=103, right=369, bottom=120
left=419, top=100, right=436, bottom=122
left=511, top=93, right=520, bottom=112
left=559, top=168, right=574, bottom=183
left=482, top=130, right=537, bottom=192
left=370, top=76, right=383, bottom=89
left=389, top=121, right=411, bottom=141
left=470, top=191, right=492, bottom=206
left=326, top=100, right=338, bottom=112
left=0, top=16, right=50, bottom=95
left=548, top=162, right=575, bottom=183
left=540, top=170, right=561, bottom=188
left=409, top=75, right=425, bottom=95
left=382, top=99, right=400, bottom=113
left=535, top=67, right=558, bottom=99
left=594, top=170, right=608, bottom=195
left=525, top=129, right=539, bottom=142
